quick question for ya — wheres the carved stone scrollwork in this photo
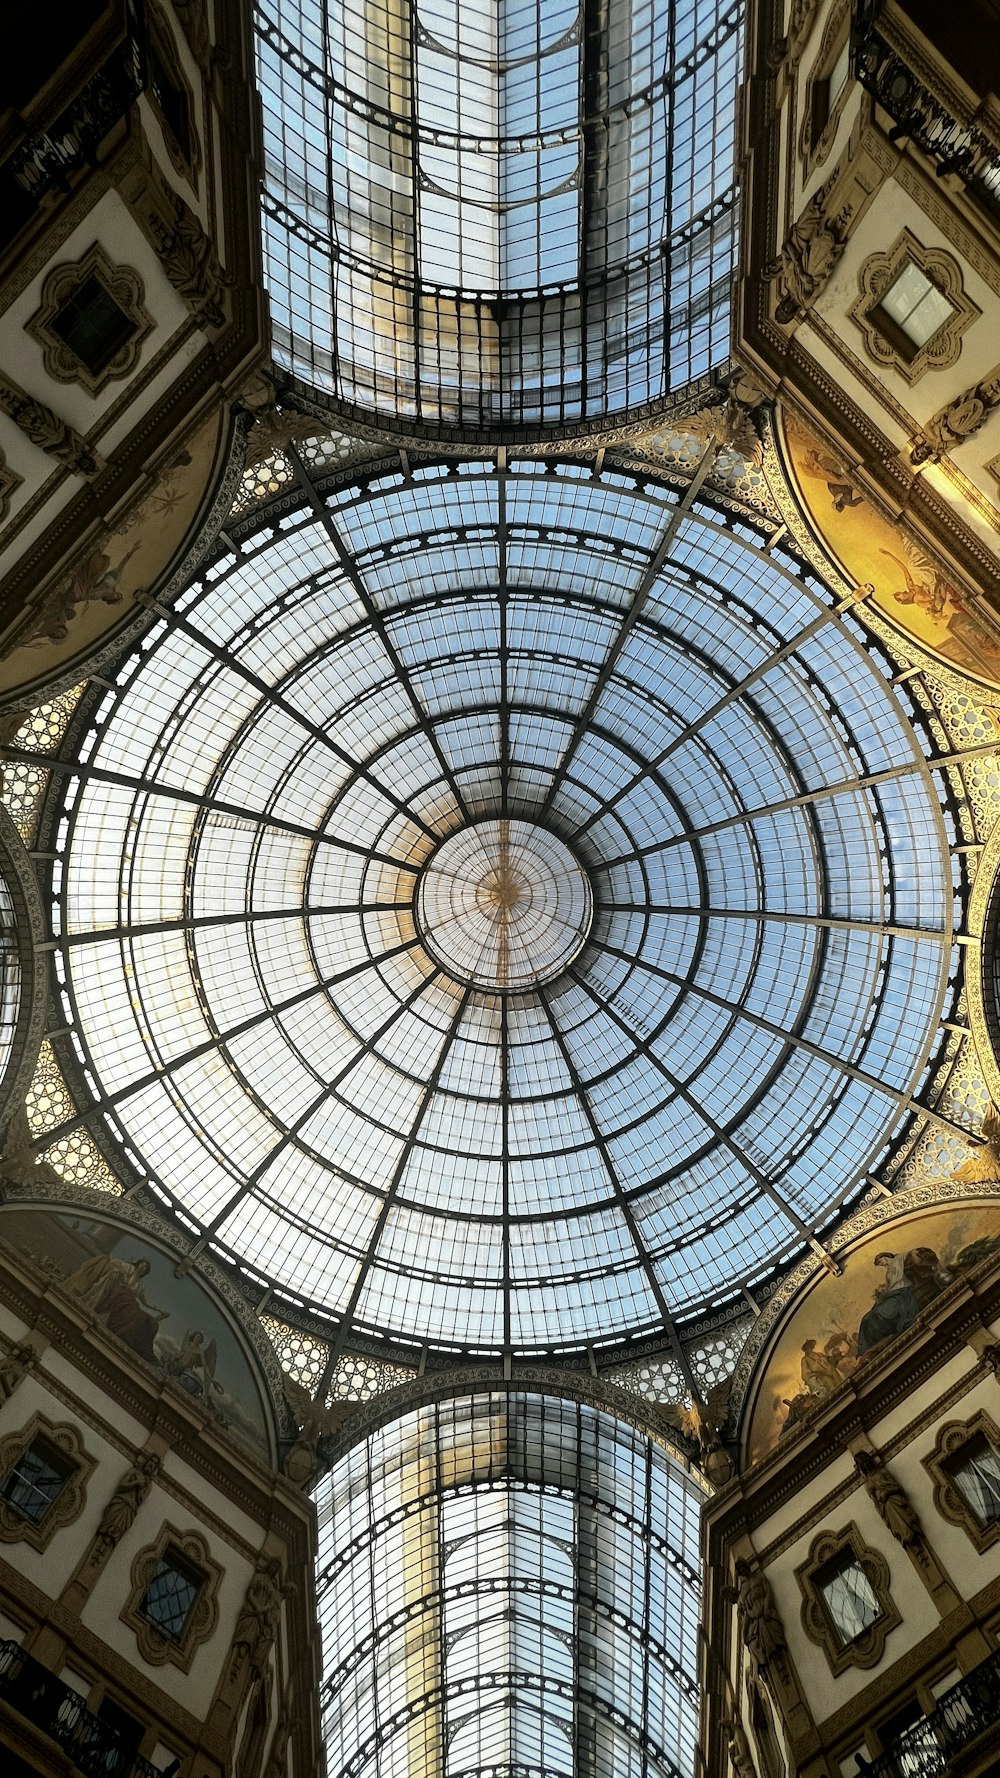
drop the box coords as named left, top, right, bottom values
left=913, top=363, right=1000, bottom=463
left=125, top=160, right=232, bottom=328
left=0, top=376, right=103, bottom=477
left=0, top=451, right=23, bottom=523
left=766, top=177, right=846, bottom=323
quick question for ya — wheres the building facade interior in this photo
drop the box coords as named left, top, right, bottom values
left=3, top=1, right=1000, bottom=1776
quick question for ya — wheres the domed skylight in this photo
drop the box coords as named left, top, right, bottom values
left=51, top=458, right=955, bottom=1357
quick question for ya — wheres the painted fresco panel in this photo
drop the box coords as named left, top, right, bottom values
left=0, top=1204, right=271, bottom=1457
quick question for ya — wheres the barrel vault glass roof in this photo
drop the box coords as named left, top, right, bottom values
left=317, top=1393, right=703, bottom=1778
left=256, top=0, right=743, bottom=429
left=49, top=458, right=958, bottom=1361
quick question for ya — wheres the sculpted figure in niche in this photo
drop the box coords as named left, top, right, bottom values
left=232, top=1555, right=288, bottom=1678
left=732, top=1559, right=786, bottom=1669
left=96, top=1452, right=161, bottom=1549
left=0, top=1343, right=35, bottom=1402
left=722, top=1714, right=758, bottom=1778
left=767, top=179, right=844, bottom=322
left=854, top=1450, right=924, bottom=1553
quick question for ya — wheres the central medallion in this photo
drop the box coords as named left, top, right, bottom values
left=417, top=818, right=593, bottom=991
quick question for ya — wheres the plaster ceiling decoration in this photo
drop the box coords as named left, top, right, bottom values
left=46, top=455, right=960, bottom=1360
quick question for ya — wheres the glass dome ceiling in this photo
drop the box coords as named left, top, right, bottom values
left=50, top=458, right=956, bottom=1359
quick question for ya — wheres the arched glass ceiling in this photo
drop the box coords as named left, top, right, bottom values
left=256, top=0, right=742, bottom=429
left=316, top=1392, right=704, bottom=1778
left=50, top=459, right=957, bottom=1358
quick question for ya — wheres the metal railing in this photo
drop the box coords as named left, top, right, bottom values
left=851, top=0, right=1000, bottom=221
left=0, top=1639, right=162, bottom=1778
left=859, top=1644, right=1000, bottom=1777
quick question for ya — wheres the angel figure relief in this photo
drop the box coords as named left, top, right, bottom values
left=281, top=1372, right=356, bottom=1487
left=656, top=1376, right=734, bottom=1487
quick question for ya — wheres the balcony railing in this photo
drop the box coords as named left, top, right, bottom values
left=0, top=1638, right=163, bottom=1778
left=852, top=0, right=1000, bottom=221
left=858, top=1644, right=1000, bottom=1777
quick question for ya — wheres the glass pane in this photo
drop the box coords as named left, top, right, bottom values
left=819, top=1557, right=880, bottom=1644
left=952, top=1437, right=1000, bottom=1522
left=1, top=1442, right=70, bottom=1523
left=141, top=1555, right=200, bottom=1639
left=315, top=1393, right=704, bottom=1778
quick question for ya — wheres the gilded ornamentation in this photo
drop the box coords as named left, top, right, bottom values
left=0, top=375, right=102, bottom=476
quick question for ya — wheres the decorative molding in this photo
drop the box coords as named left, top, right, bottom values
left=796, top=1523, right=901, bottom=1673
left=799, top=0, right=852, bottom=175
left=924, top=1409, right=1000, bottom=1553
left=914, top=361, right=1000, bottom=464
left=0, top=375, right=102, bottom=478
left=145, top=5, right=201, bottom=184
left=0, top=452, right=23, bottom=524
left=121, top=1522, right=221, bottom=1671
left=0, top=1413, right=94, bottom=1553
left=26, top=244, right=154, bottom=397
left=849, top=230, right=979, bottom=386
left=121, top=155, right=232, bottom=328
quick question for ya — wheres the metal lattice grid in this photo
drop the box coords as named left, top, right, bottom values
left=315, top=1391, right=704, bottom=1778
left=45, top=459, right=960, bottom=1359
left=256, top=0, right=743, bottom=431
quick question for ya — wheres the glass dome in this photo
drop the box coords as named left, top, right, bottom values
left=256, top=0, right=742, bottom=430
left=50, top=458, right=955, bottom=1358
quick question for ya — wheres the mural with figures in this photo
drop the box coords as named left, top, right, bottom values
left=0, top=1204, right=272, bottom=1458
left=747, top=1198, right=1000, bottom=1465
left=778, top=407, right=1000, bottom=687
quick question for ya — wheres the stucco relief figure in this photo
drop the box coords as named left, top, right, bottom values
left=95, top=1452, right=161, bottom=1549
left=232, top=1556, right=288, bottom=1678
left=854, top=1450, right=924, bottom=1553
left=722, top=1715, right=758, bottom=1778
left=732, top=1560, right=786, bottom=1670
left=768, top=180, right=844, bottom=322
left=0, top=1342, right=35, bottom=1401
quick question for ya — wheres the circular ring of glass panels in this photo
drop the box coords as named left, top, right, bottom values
left=416, top=819, right=593, bottom=989
left=53, top=460, right=954, bottom=1356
